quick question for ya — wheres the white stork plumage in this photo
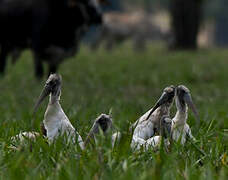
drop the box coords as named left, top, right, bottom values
left=33, top=73, right=84, bottom=149
left=142, top=85, right=199, bottom=149
left=143, top=115, right=172, bottom=150
left=171, top=85, right=199, bottom=145
left=131, top=85, right=175, bottom=149
left=131, top=115, right=172, bottom=150
left=11, top=131, right=40, bottom=143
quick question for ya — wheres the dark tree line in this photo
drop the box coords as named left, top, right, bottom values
left=124, top=0, right=204, bottom=50
left=170, top=0, right=203, bottom=50
left=124, top=0, right=228, bottom=49
left=214, top=0, right=228, bottom=46
left=106, top=0, right=205, bottom=50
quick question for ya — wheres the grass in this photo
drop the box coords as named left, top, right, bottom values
left=0, top=42, right=227, bottom=179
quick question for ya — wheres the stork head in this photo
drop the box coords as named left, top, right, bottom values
left=161, top=116, right=172, bottom=138
left=175, top=85, right=199, bottom=120
left=84, top=114, right=113, bottom=146
left=146, top=85, right=175, bottom=120
left=93, top=114, right=113, bottom=134
left=33, top=74, right=62, bottom=113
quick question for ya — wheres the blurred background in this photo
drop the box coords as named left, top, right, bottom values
left=88, top=0, right=228, bottom=49
left=1, top=0, right=228, bottom=76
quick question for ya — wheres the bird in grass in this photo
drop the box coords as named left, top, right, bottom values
left=84, top=113, right=113, bottom=147
left=11, top=131, right=40, bottom=143
left=143, top=115, right=172, bottom=150
left=11, top=75, right=113, bottom=150
left=170, top=85, right=199, bottom=144
left=33, top=73, right=84, bottom=149
left=143, top=85, right=199, bottom=149
left=131, top=85, right=175, bottom=149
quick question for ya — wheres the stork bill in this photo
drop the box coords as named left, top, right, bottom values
left=145, top=86, right=176, bottom=120
left=34, top=74, right=62, bottom=113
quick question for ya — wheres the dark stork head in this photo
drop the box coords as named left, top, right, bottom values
left=85, top=114, right=113, bottom=146
left=175, top=85, right=199, bottom=121
left=89, top=114, right=112, bottom=135
left=160, top=116, right=172, bottom=138
left=146, top=85, right=175, bottom=120
left=33, top=74, right=62, bottom=113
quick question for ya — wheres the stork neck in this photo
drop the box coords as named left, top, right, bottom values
left=49, top=93, right=60, bottom=104
left=44, top=95, right=63, bottom=129
left=154, top=103, right=171, bottom=118
left=173, top=103, right=188, bottom=126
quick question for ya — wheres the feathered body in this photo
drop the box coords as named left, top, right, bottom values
left=131, top=86, right=175, bottom=149
left=133, top=104, right=171, bottom=140
left=11, top=131, right=40, bottom=143
left=43, top=95, right=84, bottom=149
left=33, top=74, right=84, bottom=149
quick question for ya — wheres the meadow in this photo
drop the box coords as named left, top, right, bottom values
left=0, top=43, right=227, bottom=179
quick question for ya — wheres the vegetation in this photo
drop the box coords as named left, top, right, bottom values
left=0, top=43, right=227, bottom=179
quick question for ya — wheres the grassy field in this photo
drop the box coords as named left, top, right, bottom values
left=0, top=43, right=227, bottom=179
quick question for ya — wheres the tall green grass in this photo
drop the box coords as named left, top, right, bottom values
left=0, top=43, right=227, bottom=179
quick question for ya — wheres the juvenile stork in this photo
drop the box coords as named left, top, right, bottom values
left=33, top=73, right=84, bottom=149
left=143, top=115, right=172, bottom=150
left=171, top=85, right=199, bottom=144
left=84, top=114, right=113, bottom=147
left=131, top=85, right=175, bottom=149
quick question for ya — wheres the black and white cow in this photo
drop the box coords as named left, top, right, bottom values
left=0, top=0, right=104, bottom=78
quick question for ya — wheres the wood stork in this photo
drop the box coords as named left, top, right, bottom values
left=33, top=73, right=84, bottom=149
left=143, top=115, right=172, bottom=150
left=131, top=85, right=175, bottom=149
left=171, top=85, right=199, bottom=144
left=11, top=131, right=40, bottom=143
left=111, top=131, right=121, bottom=147
left=84, top=114, right=113, bottom=147
left=132, top=115, right=172, bottom=150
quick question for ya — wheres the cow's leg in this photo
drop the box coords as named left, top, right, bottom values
left=32, top=48, right=44, bottom=78
left=11, top=49, right=22, bottom=64
left=33, top=53, right=44, bottom=79
left=90, top=27, right=104, bottom=51
left=105, top=37, right=114, bottom=50
left=133, top=35, right=146, bottom=51
left=0, top=45, right=9, bottom=74
left=48, top=63, right=58, bottom=76
left=31, top=13, right=47, bottom=79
